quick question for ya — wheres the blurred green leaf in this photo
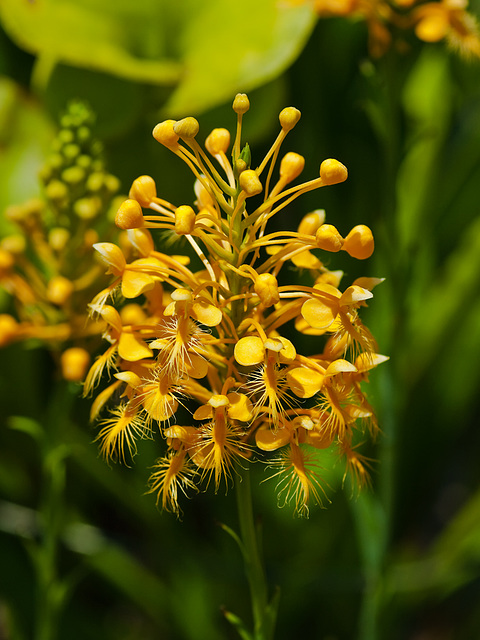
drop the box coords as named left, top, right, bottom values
left=7, top=416, right=44, bottom=443
left=407, top=215, right=480, bottom=383
left=0, top=0, right=315, bottom=117
left=396, top=48, right=451, bottom=252
left=0, top=0, right=182, bottom=89
left=162, top=0, right=316, bottom=116
left=0, top=76, right=54, bottom=226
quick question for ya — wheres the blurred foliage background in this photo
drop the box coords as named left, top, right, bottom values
left=1, top=1, right=480, bottom=639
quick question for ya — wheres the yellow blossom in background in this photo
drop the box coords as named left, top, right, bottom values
left=297, top=0, right=480, bottom=57
left=85, top=94, right=388, bottom=516
left=0, top=102, right=122, bottom=380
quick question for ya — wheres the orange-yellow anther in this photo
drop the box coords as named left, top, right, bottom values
left=205, top=128, right=231, bottom=155
left=239, top=170, right=263, bottom=197
left=46, top=276, right=74, bottom=306
left=129, top=176, right=157, bottom=207
left=175, top=205, right=196, bottom=235
left=316, top=224, right=344, bottom=252
left=233, top=93, right=250, bottom=114
left=152, top=120, right=179, bottom=148
left=61, top=347, right=91, bottom=382
left=279, top=152, right=305, bottom=183
left=254, top=273, right=280, bottom=307
left=298, top=209, right=326, bottom=235
left=343, top=225, right=374, bottom=260
left=320, top=159, right=348, bottom=185
left=115, top=199, right=144, bottom=230
left=279, top=107, right=301, bottom=132
left=173, top=117, right=200, bottom=140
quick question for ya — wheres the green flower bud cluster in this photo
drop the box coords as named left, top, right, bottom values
left=39, top=101, right=121, bottom=224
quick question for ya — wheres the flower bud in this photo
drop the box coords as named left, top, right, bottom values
left=74, top=197, right=101, bottom=220
left=48, top=228, right=70, bottom=252
left=61, top=347, right=91, bottom=382
left=239, top=170, right=263, bottom=197
left=129, top=175, right=157, bottom=207
left=319, top=159, right=348, bottom=185
left=279, top=107, right=301, bottom=132
left=115, top=199, right=144, bottom=230
left=316, top=224, right=344, bottom=252
left=205, top=128, right=231, bottom=155
left=175, top=205, right=196, bottom=235
left=173, top=117, right=199, bottom=140
left=153, top=120, right=179, bottom=148
left=254, top=273, right=280, bottom=307
left=47, top=275, right=74, bottom=306
left=279, top=152, right=305, bottom=183
left=0, top=314, right=19, bottom=347
left=233, top=93, right=250, bottom=114
left=343, top=225, right=374, bottom=259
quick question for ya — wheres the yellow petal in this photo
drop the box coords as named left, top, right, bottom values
left=291, top=250, right=322, bottom=270
left=234, top=336, right=265, bottom=366
left=118, top=332, right=153, bottom=362
left=325, top=359, right=357, bottom=377
left=301, top=298, right=337, bottom=330
left=340, top=285, right=373, bottom=307
left=227, top=392, right=254, bottom=422
left=193, top=404, right=213, bottom=421
left=122, top=270, right=156, bottom=298
left=354, top=352, right=389, bottom=372
left=185, top=354, right=209, bottom=379
left=277, top=337, right=296, bottom=363
left=191, top=299, right=223, bottom=326
left=255, top=424, right=291, bottom=451
left=287, top=367, right=324, bottom=398
left=94, top=242, right=126, bottom=275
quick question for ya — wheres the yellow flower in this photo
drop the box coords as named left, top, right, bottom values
left=85, top=93, right=386, bottom=515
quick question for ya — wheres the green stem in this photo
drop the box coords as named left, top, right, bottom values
left=235, top=466, right=277, bottom=640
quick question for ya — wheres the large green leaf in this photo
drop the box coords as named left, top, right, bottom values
left=0, top=0, right=316, bottom=116
left=0, top=0, right=182, bottom=88
left=162, top=0, right=316, bottom=116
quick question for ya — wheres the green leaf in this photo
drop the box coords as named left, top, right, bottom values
left=0, top=76, right=54, bottom=228
left=163, top=0, right=316, bottom=116
left=0, top=0, right=182, bottom=89
left=396, top=48, right=452, bottom=252
left=7, top=415, right=45, bottom=443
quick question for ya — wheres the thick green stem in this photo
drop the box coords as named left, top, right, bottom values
left=235, top=466, right=277, bottom=640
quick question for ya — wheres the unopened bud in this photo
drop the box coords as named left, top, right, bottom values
left=61, top=347, right=91, bottom=382
left=173, top=117, right=199, bottom=140
left=115, top=199, right=144, bottom=230
left=129, top=175, right=157, bottom=207
left=280, top=152, right=305, bottom=183
left=319, top=159, right=348, bottom=185
left=153, top=120, right=179, bottom=148
left=205, top=128, right=231, bottom=155
left=316, top=224, right=344, bottom=252
left=175, top=205, right=196, bottom=235
left=49, top=228, right=70, bottom=251
left=279, top=107, right=301, bottom=132
left=254, top=273, right=280, bottom=307
left=239, top=170, right=263, bottom=197
left=343, top=225, right=374, bottom=259
left=47, top=275, right=74, bottom=306
left=233, top=93, right=250, bottom=114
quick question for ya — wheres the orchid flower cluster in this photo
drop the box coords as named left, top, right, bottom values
left=303, top=0, right=480, bottom=58
left=85, top=94, right=387, bottom=516
left=0, top=102, right=121, bottom=381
